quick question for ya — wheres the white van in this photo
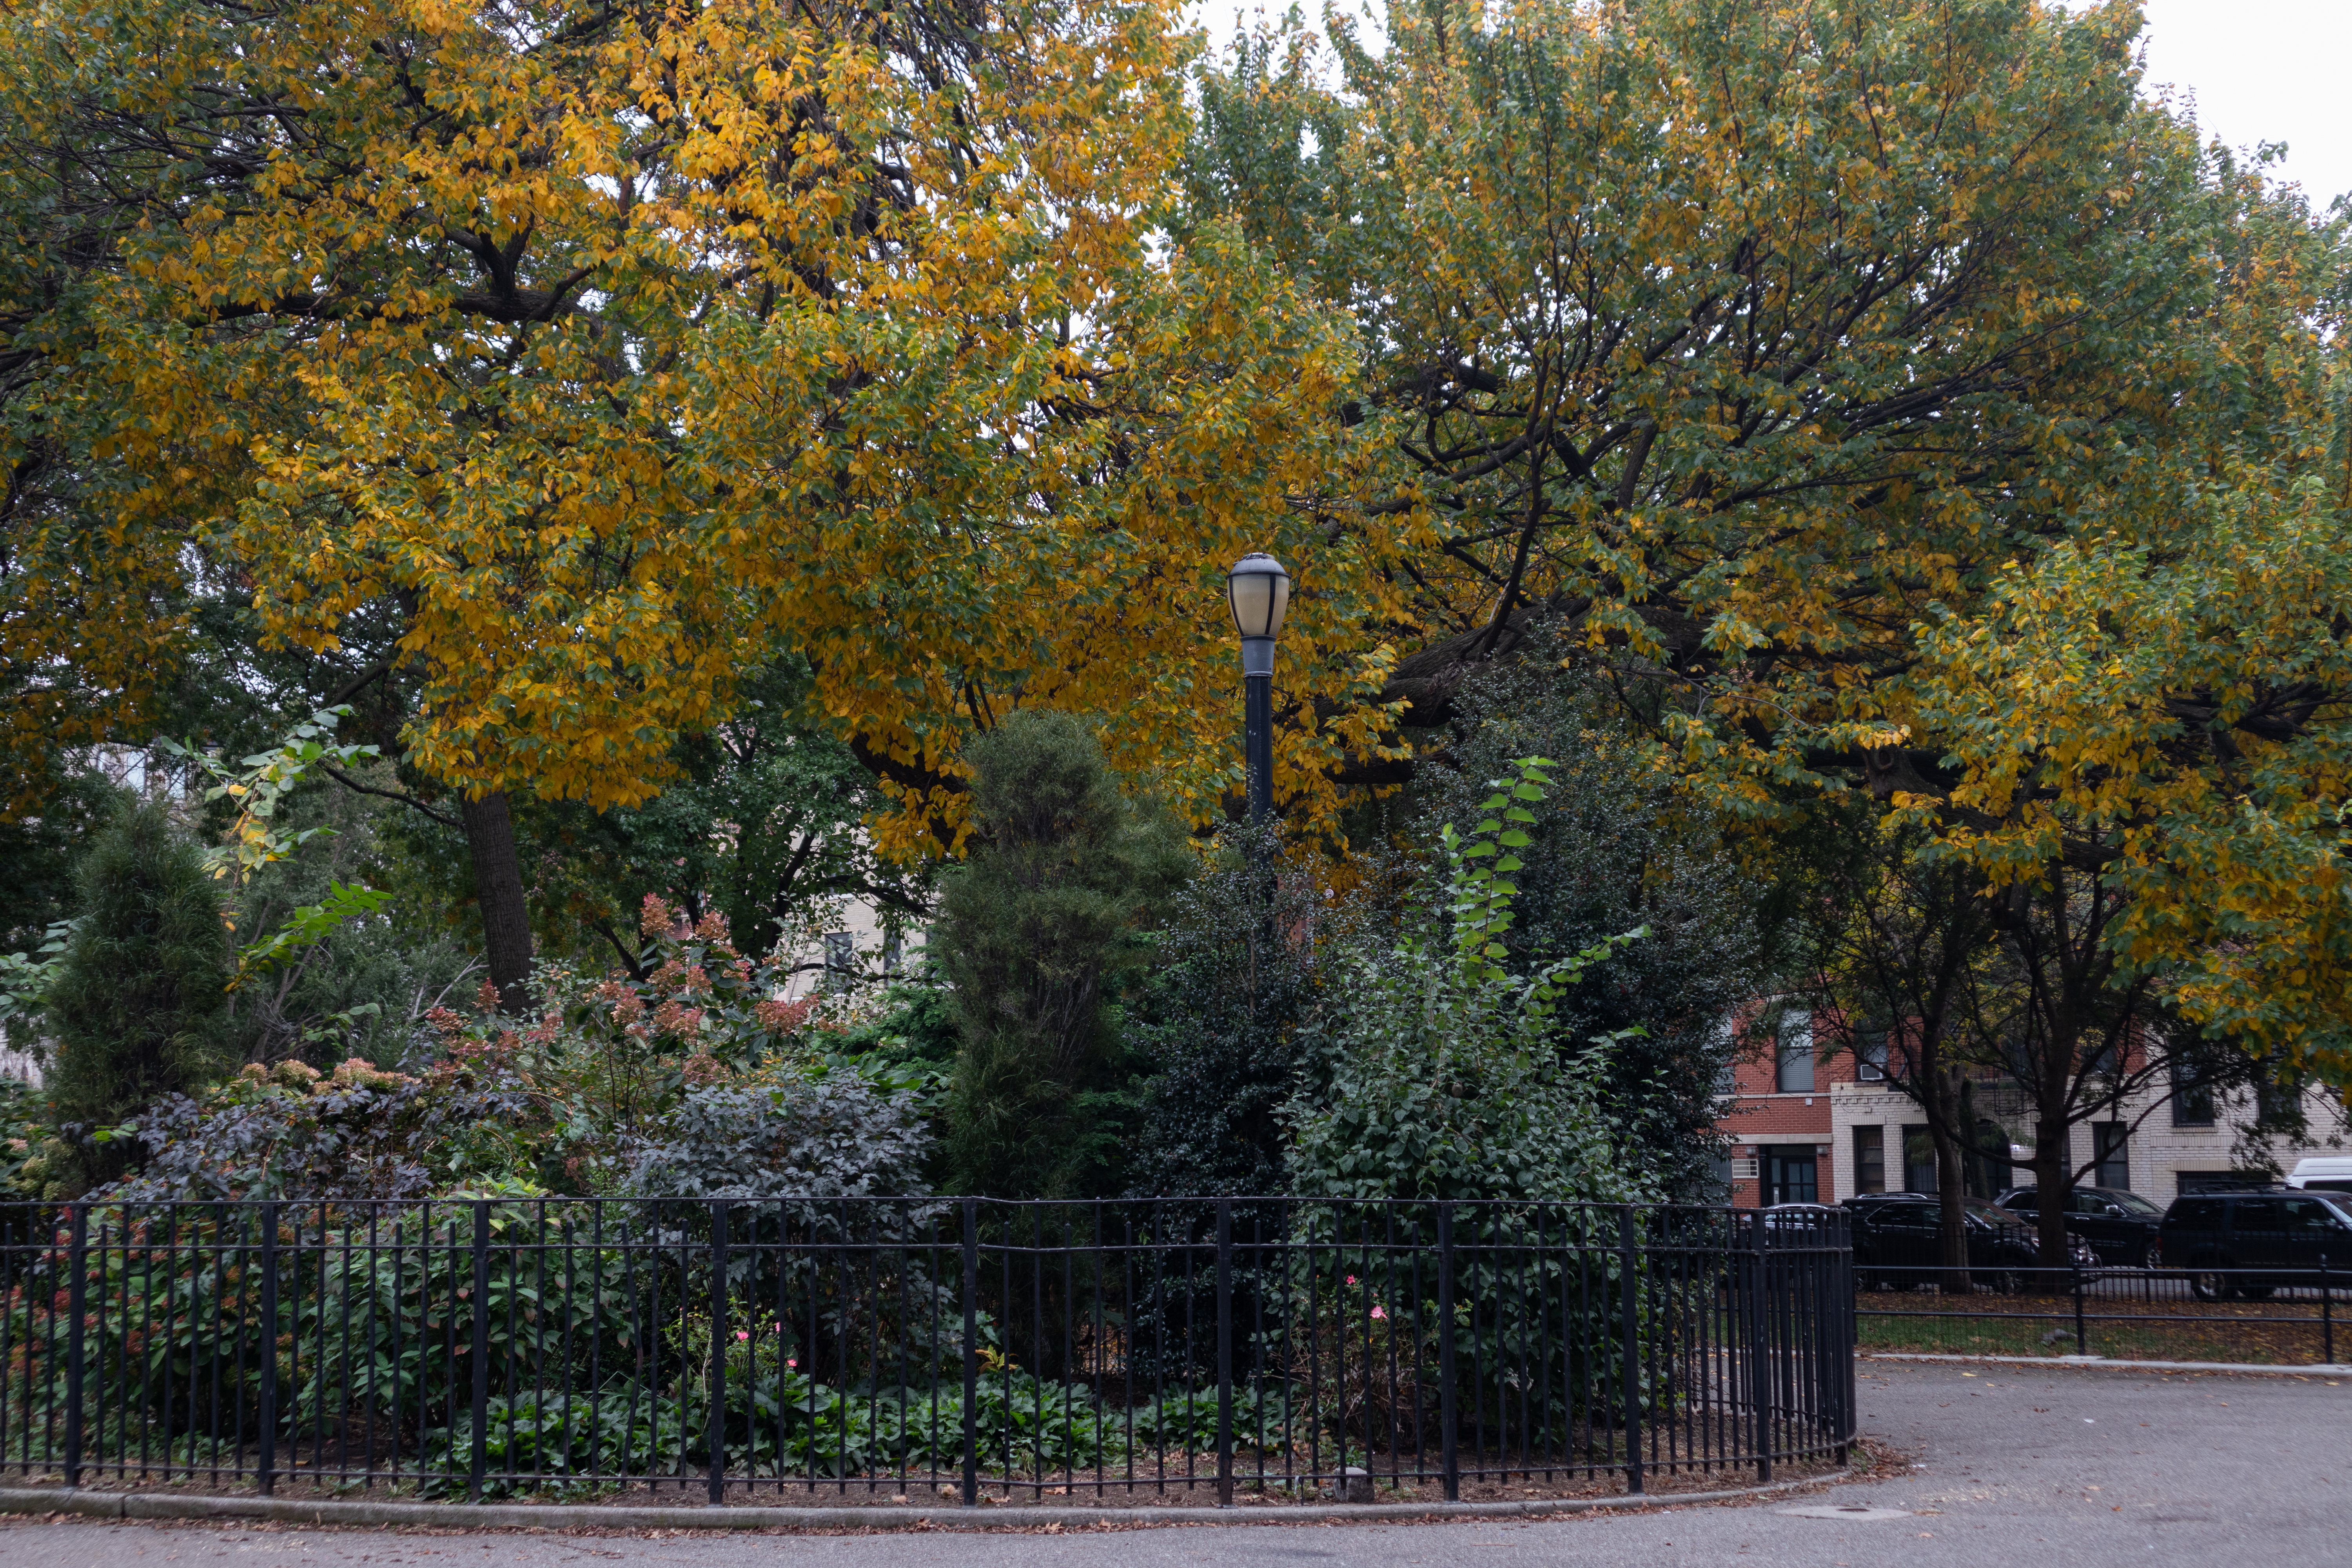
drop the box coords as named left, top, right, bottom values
left=2285, top=1157, right=2352, bottom=1194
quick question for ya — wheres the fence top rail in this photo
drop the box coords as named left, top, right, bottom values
left=0, top=1195, right=1849, bottom=1256
left=0, top=1194, right=1828, bottom=1215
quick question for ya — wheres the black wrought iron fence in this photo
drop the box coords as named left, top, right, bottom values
left=0, top=1198, right=1853, bottom=1504
left=1857, top=1261, right=2343, bottom=1364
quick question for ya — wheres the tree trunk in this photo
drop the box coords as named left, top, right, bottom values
left=2033, top=1123, right=2073, bottom=1275
left=461, top=789, right=535, bottom=1014
left=1929, top=1095, right=1975, bottom=1292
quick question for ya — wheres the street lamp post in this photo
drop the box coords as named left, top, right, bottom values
left=1226, top=553, right=1290, bottom=826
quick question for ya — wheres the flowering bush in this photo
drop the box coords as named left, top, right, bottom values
left=88, top=894, right=927, bottom=1204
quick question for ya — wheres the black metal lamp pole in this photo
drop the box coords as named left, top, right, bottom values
left=1226, top=553, right=1290, bottom=826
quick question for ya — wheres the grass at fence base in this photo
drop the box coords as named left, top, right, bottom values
left=1857, top=1290, right=2341, bottom=1366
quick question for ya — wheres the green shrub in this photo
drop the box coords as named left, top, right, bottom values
left=45, top=801, right=234, bottom=1190
left=931, top=711, right=1190, bottom=1198
left=1285, top=758, right=1651, bottom=1209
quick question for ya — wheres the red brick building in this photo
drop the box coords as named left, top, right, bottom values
left=1714, top=1003, right=1864, bottom=1208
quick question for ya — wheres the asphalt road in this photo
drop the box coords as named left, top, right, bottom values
left=2, top=1361, right=2344, bottom=1568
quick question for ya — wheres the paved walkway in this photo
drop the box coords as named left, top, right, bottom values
left=2, top=1361, right=2344, bottom=1568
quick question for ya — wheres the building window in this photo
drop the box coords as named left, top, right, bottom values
left=2255, top=1070, right=2301, bottom=1128
left=1764, top=1146, right=1818, bottom=1206
left=1853, top=1125, right=1887, bottom=1195
left=1903, top=1125, right=1937, bottom=1194
left=823, top=931, right=856, bottom=994
left=2170, top=1057, right=2216, bottom=1127
left=2092, top=1122, right=2130, bottom=1191
left=1854, top=1024, right=1888, bottom=1083
left=1775, top=1008, right=1815, bottom=1094
left=1704, top=1153, right=1733, bottom=1203
left=882, top=932, right=904, bottom=977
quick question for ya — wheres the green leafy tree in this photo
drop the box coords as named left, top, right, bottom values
left=513, top=660, right=931, bottom=975
left=931, top=710, right=1191, bottom=1198
left=44, top=800, right=233, bottom=1189
left=221, top=777, right=475, bottom=1070
left=1409, top=654, right=1776, bottom=1198
left=1286, top=759, right=1650, bottom=1205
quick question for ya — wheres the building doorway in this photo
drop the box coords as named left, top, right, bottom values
left=1764, top=1146, right=1819, bottom=1206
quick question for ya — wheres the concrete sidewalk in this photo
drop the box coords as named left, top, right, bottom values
left=1, top=1361, right=2344, bottom=1567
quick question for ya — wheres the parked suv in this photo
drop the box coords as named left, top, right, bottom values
left=2157, top=1189, right=2352, bottom=1299
left=1843, top=1193, right=2088, bottom=1291
left=1994, top=1185, right=2164, bottom=1267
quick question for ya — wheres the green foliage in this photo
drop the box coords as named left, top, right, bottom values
left=1128, top=823, right=1329, bottom=1197
left=0, top=916, right=74, bottom=1037
left=1410, top=659, right=1772, bottom=1198
left=44, top=800, right=234, bottom=1188
left=1286, top=759, right=1649, bottom=1206
left=232, top=883, right=393, bottom=984
left=0, top=1077, right=49, bottom=1198
left=218, top=773, right=474, bottom=1069
left=159, top=706, right=380, bottom=901
left=513, top=660, right=932, bottom=969
left=931, top=711, right=1192, bottom=1198
left=0, top=765, right=116, bottom=960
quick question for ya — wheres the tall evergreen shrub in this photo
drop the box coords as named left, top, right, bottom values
left=931, top=711, right=1189, bottom=1198
left=45, top=800, right=233, bottom=1187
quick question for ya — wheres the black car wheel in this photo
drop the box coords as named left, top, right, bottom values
left=1987, top=1267, right=2025, bottom=1296
left=2189, top=1267, right=2235, bottom=1302
left=2134, top=1240, right=2157, bottom=1270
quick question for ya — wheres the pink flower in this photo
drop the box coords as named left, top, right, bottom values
left=1346, top=1276, right=1358, bottom=1286
left=737, top=1331, right=750, bottom=1341
left=1370, top=1306, right=1387, bottom=1320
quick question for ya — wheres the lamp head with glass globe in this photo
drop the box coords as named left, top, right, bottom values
left=1226, top=553, right=1290, bottom=679
left=1226, top=553, right=1289, bottom=825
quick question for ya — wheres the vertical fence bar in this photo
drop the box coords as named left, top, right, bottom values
left=1838, top=1213, right=1857, bottom=1462
left=1436, top=1203, right=1458, bottom=1502
left=1616, top=1207, right=1643, bottom=1495
left=468, top=1203, right=491, bottom=1503
left=960, top=1200, right=979, bottom=1508
left=2323, top=1254, right=2335, bottom=1367
left=2071, top=1255, right=2088, bottom=1357
left=254, top=1204, right=278, bottom=1495
left=708, top=1200, right=729, bottom=1506
left=1748, top=1212, right=1770, bottom=1483
left=63, top=1205, right=87, bottom=1489
left=1215, top=1200, right=1234, bottom=1507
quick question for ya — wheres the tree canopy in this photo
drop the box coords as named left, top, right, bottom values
left=0, top=0, right=1400, bottom=845
left=1187, top=0, right=2352, bottom=1069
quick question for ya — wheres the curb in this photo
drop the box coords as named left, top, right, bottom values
left=0, top=1471, right=1842, bottom=1533
left=1864, top=1352, right=2352, bottom=1378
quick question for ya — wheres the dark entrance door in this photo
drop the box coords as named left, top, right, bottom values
left=1764, top=1146, right=1818, bottom=1206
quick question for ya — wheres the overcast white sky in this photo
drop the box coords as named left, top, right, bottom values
left=1194, top=1, right=2352, bottom=209
left=2137, top=0, right=2352, bottom=205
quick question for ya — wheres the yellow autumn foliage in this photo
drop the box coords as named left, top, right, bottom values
left=0, top=0, right=1407, bottom=848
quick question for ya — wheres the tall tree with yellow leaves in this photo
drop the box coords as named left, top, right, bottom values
left=0, top=0, right=1402, bottom=1003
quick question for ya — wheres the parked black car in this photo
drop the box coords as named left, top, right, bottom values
left=1842, top=1193, right=2091, bottom=1291
left=1994, top=1185, right=2165, bottom=1267
left=2157, top=1189, right=2352, bottom=1299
